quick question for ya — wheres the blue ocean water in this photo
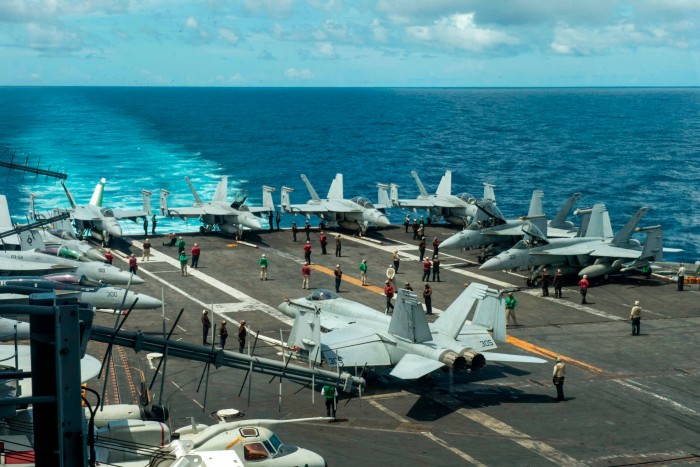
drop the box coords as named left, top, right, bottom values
left=0, top=87, right=697, bottom=261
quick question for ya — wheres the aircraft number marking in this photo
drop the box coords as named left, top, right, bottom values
left=480, top=339, right=494, bottom=347
left=327, top=356, right=344, bottom=366
left=106, top=291, right=119, bottom=298
left=97, top=267, right=106, bottom=273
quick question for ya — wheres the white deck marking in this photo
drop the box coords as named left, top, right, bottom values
left=368, top=400, right=411, bottom=423
left=613, top=379, right=700, bottom=417
left=421, top=432, right=488, bottom=467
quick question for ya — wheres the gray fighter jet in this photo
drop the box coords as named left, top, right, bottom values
left=480, top=205, right=678, bottom=279
left=390, top=170, right=496, bottom=226
left=281, top=173, right=390, bottom=233
left=279, top=284, right=545, bottom=380
left=160, top=176, right=275, bottom=234
left=60, top=178, right=152, bottom=245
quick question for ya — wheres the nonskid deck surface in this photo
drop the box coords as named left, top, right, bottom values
left=88, top=224, right=700, bottom=467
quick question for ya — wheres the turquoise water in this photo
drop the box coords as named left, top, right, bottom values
left=0, top=87, right=697, bottom=260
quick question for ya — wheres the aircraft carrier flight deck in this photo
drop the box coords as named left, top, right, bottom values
left=87, top=223, right=700, bottom=467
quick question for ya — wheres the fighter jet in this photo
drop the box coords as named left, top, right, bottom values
left=439, top=191, right=581, bottom=259
left=160, top=176, right=275, bottom=234
left=390, top=170, right=496, bottom=226
left=281, top=173, right=390, bottom=233
left=59, top=178, right=153, bottom=245
left=279, top=284, right=545, bottom=380
left=480, top=205, right=677, bottom=280
left=0, top=230, right=143, bottom=285
left=0, top=276, right=162, bottom=310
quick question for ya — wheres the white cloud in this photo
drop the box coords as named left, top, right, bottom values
left=243, top=0, right=295, bottom=18
left=406, top=13, right=519, bottom=52
left=218, top=27, right=239, bottom=44
left=551, top=22, right=689, bottom=55
left=185, top=17, right=198, bottom=30
left=25, top=22, right=83, bottom=52
left=370, top=19, right=389, bottom=43
left=284, top=67, right=313, bottom=79
left=316, top=41, right=336, bottom=58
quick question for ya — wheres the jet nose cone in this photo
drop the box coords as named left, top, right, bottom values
left=277, top=302, right=293, bottom=317
left=480, top=256, right=503, bottom=271
left=85, top=249, right=106, bottom=262
left=131, top=293, right=163, bottom=309
left=244, top=216, right=262, bottom=230
left=439, top=233, right=462, bottom=249
left=129, top=274, right=146, bottom=285
left=375, top=215, right=391, bottom=227
left=108, top=223, right=122, bottom=237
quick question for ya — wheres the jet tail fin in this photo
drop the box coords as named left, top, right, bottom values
left=410, top=170, right=429, bottom=197
left=0, top=195, right=13, bottom=232
left=287, top=306, right=323, bottom=364
left=376, top=183, right=391, bottom=208
left=550, top=193, right=581, bottom=229
left=212, top=176, right=228, bottom=203
left=261, top=186, right=276, bottom=212
left=472, top=290, right=508, bottom=343
left=301, top=175, right=321, bottom=202
left=185, top=177, right=204, bottom=205
left=326, top=174, right=343, bottom=200
left=281, top=187, right=294, bottom=212
left=19, top=229, right=45, bottom=250
left=435, top=171, right=452, bottom=196
left=28, top=193, right=37, bottom=222
left=159, top=189, right=171, bottom=216
left=388, top=289, right=432, bottom=343
left=483, top=183, right=496, bottom=203
left=433, top=283, right=489, bottom=339
left=612, top=207, right=649, bottom=247
left=141, top=189, right=153, bottom=216
left=638, top=225, right=665, bottom=262
left=581, top=204, right=613, bottom=238
left=61, top=181, right=78, bottom=209
left=389, top=184, right=399, bottom=206
left=88, top=178, right=106, bottom=207
left=527, top=189, right=544, bottom=218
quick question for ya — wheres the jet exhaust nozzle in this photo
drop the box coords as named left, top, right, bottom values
left=440, top=351, right=469, bottom=371
left=460, top=349, right=486, bottom=371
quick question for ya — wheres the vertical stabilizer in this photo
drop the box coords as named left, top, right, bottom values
left=280, top=187, right=294, bottom=212
left=212, top=176, right=228, bottom=203
left=389, top=184, right=400, bottom=206
left=583, top=204, right=607, bottom=238
left=28, top=193, right=37, bottom=222
left=60, top=182, right=77, bottom=210
left=261, top=186, right=275, bottom=212
left=388, top=290, right=432, bottom=343
left=435, top=171, right=452, bottom=196
left=410, top=170, right=429, bottom=197
left=288, top=307, right=323, bottom=364
left=612, top=207, right=649, bottom=247
left=184, top=177, right=204, bottom=205
left=19, top=229, right=45, bottom=250
left=159, top=189, right=171, bottom=216
left=550, top=193, right=581, bottom=229
left=472, top=291, right=507, bottom=343
left=326, top=174, right=343, bottom=200
left=89, top=178, right=106, bottom=207
left=483, top=183, right=496, bottom=203
left=433, top=283, right=489, bottom=339
left=527, top=189, right=544, bottom=218
left=141, top=190, right=153, bottom=216
left=0, top=195, right=13, bottom=232
left=301, top=175, right=321, bottom=202
left=638, top=226, right=664, bottom=261
left=376, top=184, right=391, bottom=208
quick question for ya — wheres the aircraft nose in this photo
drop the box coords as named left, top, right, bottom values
left=439, top=232, right=464, bottom=249
left=85, top=249, right=106, bottom=262
left=374, top=215, right=391, bottom=227
left=130, top=292, right=163, bottom=309
left=480, top=256, right=504, bottom=271
left=107, top=223, right=123, bottom=237
left=243, top=216, right=262, bottom=230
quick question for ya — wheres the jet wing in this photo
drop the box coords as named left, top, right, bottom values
left=482, top=352, right=547, bottom=364
left=70, top=207, right=100, bottom=222
left=321, top=326, right=392, bottom=367
left=111, top=208, right=149, bottom=220
left=165, top=204, right=233, bottom=217
left=534, top=242, right=641, bottom=259
left=483, top=224, right=527, bottom=236
left=285, top=203, right=332, bottom=214
left=389, top=354, right=445, bottom=379
left=0, top=257, right=76, bottom=275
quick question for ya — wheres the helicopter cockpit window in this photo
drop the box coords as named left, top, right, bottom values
left=243, top=443, right=269, bottom=460
left=240, top=427, right=259, bottom=437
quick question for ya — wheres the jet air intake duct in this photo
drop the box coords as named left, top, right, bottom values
left=439, top=351, right=468, bottom=371
left=460, top=349, right=486, bottom=370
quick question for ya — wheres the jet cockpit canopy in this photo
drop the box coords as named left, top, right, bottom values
left=307, top=289, right=339, bottom=301
left=231, top=189, right=249, bottom=209
left=456, top=193, right=476, bottom=204
left=350, top=197, right=375, bottom=209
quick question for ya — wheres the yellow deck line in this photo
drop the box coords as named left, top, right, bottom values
left=309, top=264, right=385, bottom=293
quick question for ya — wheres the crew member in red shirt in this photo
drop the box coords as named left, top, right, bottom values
left=191, top=243, right=201, bottom=269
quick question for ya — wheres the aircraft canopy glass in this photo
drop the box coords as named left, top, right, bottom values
left=456, top=192, right=476, bottom=204
left=307, top=289, right=339, bottom=301
left=100, top=208, right=115, bottom=218
left=522, top=222, right=546, bottom=240
left=350, top=196, right=375, bottom=208
left=231, top=189, right=248, bottom=206
left=475, top=200, right=504, bottom=220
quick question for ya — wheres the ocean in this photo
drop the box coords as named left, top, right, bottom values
left=0, top=87, right=697, bottom=261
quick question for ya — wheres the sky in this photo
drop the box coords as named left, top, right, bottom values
left=1, top=0, right=699, bottom=87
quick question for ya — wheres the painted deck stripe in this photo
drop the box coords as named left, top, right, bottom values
left=422, top=432, right=488, bottom=467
